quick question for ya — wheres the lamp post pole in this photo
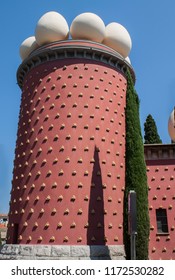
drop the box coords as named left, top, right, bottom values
left=128, top=190, right=137, bottom=260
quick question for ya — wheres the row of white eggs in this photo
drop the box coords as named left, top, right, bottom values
left=20, top=11, right=132, bottom=62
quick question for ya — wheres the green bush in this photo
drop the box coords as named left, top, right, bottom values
left=124, top=69, right=150, bottom=260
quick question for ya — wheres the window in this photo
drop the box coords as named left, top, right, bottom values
left=12, top=223, right=19, bottom=244
left=156, top=209, right=168, bottom=233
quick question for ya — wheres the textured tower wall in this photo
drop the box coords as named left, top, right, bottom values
left=146, top=156, right=175, bottom=260
left=7, top=43, right=127, bottom=246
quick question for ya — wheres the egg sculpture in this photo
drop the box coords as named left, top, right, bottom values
left=20, top=36, right=38, bottom=61
left=70, top=12, right=105, bottom=43
left=35, top=11, right=69, bottom=45
left=102, top=22, right=132, bottom=58
left=168, top=108, right=175, bottom=141
left=125, top=56, right=131, bottom=64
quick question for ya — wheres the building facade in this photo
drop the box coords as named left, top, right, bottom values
left=0, top=214, right=8, bottom=245
left=2, top=11, right=175, bottom=260
left=3, top=43, right=175, bottom=260
left=5, top=39, right=134, bottom=259
left=145, top=144, right=175, bottom=260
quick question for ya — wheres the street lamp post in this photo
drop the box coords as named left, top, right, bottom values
left=128, top=190, right=137, bottom=260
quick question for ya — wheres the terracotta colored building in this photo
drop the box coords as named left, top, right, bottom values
left=0, top=214, right=8, bottom=244
left=145, top=144, right=175, bottom=260
left=3, top=11, right=175, bottom=260
left=6, top=41, right=175, bottom=260
left=7, top=40, right=134, bottom=255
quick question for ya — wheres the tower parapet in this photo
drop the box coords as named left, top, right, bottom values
left=17, top=40, right=135, bottom=88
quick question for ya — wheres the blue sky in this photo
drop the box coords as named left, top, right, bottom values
left=1, top=0, right=175, bottom=213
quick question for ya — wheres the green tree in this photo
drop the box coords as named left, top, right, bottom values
left=124, top=69, right=150, bottom=260
left=144, top=114, right=162, bottom=144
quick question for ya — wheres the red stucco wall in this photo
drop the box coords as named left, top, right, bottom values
left=7, top=43, right=127, bottom=245
left=146, top=158, right=175, bottom=259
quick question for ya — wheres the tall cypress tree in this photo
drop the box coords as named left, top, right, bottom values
left=144, top=114, right=162, bottom=144
left=124, top=69, right=150, bottom=260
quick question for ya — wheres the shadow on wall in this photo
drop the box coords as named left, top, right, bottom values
left=87, top=146, right=111, bottom=259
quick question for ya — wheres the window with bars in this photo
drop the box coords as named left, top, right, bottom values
left=156, top=208, right=168, bottom=233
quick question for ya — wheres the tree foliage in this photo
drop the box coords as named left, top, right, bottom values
left=124, top=69, right=150, bottom=260
left=144, top=114, right=162, bottom=144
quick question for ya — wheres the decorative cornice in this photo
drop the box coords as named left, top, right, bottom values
left=17, top=40, right=135, bottom=89
left=144, top=144, right=175, bottom=160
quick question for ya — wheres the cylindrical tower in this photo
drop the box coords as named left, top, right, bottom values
left=8, top=40, right=134, bottom=246
left=5, top=11, right=135, bottom=259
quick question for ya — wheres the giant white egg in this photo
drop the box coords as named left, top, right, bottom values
left=102, top=22, right=132, bottom=58
left=35, top=11, right=69, bottom=45
left=70, top=13, right=105, bottom=43
left=125, top=56, right=131, bottom=65
left=168, top=109, right=175, bottom=141
left=20, top=36, right=38, bottom=61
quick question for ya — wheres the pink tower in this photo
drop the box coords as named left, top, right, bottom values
left=5, top=12, right=134, bottom=259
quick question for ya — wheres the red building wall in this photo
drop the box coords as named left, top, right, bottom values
left=7, top=41, right=129, bottom=246
left=145, top=145, right=175, bottom=260
left=6, top=40, right=175, bottom=259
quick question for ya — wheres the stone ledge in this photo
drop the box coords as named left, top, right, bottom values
left=144, top=144, right=175, bottom=160
left=0, top=245, right=125, bottom=260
